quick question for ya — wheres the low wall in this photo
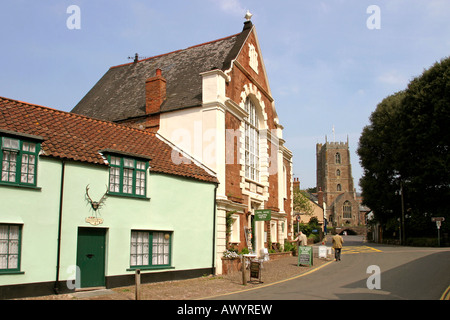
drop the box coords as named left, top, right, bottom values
left=269, top=251, right=292, bottom=261
left=221, top=251, right=292, bottom=274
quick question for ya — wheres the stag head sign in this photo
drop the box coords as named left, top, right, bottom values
left=85, top=185, right=108, bottom=226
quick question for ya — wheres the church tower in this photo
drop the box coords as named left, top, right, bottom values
left=316, top=136, right=360, bottom=227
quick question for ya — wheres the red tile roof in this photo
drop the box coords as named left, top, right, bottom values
left=0, top=96, right=218, bottom=184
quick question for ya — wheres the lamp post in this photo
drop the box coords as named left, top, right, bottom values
left=294, top=212, right=301, bottom=235
left=400, top=182, right=405, bottom=246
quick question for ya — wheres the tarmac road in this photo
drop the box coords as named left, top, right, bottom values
left=211, top=235, right=450, bottom=300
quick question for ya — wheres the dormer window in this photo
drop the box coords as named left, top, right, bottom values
left=1, top=136, right=40, bottom=187
left=107, top=154, right=149, bottom=198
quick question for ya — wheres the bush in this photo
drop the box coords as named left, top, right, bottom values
left=240, top=247, right=249, bottom=255
left=405, top=237, right=439, bottom=247
left=308, top=233, right=320, bottom=243
left=283, top=240, right=296, bottom=253
left=223, top=250, right=239, bottom=259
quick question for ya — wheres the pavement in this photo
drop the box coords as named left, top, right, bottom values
left=18, top=235, right=449, bottom=300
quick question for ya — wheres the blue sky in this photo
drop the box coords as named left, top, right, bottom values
left=1, top=0, right=449, bottom=191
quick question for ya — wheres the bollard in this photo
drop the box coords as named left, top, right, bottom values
left=135, top=269, right=141, bottom=300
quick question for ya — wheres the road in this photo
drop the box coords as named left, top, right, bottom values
left=212, top=236, right=450, bottom=300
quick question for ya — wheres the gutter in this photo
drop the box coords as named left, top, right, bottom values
left=212, top=183, right=218, bottom=276
left=54, top=160, right=65, bottom=294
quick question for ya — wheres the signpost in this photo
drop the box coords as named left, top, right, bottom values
left=432, top=217, right=445, bottom=247
left=297, top=246, right=313, bottom=267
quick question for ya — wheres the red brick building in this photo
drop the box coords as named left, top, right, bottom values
left=73, top=17, right=293, bottom=273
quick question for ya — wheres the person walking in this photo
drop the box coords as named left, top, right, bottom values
left=332, top=233, right=344, bottom=261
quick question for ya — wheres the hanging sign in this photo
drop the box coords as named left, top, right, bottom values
left=254, top=209, right=271, bottom=221
left=85, top=217, right=104, bottom=226
left=297, top=246, right=313, bottom=267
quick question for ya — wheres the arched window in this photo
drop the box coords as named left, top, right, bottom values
left=244, top=97, right=260, bottom=181
left=336, top=169, right=341, bottom=176
left=335, top=152, right=341, bottom=164
left=343, top=201, right=352, bottom=218
left=337, top=184, right=342, bottom=191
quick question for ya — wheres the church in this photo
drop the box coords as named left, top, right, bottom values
left=72, top=13, right=294, bottom=274
left=316, top=137, right=363, bottom=228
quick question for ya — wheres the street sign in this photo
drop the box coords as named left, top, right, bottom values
left=254, top=209, right=271, bottom=221
left=431, top=218, right=445, bottom=247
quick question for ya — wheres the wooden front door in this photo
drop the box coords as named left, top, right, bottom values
left=76, top=227, right=106, bottom=288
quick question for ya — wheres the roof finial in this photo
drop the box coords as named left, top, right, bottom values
left=245, top=10, right=253, bottom=21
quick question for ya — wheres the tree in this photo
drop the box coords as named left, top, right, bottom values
left=358, top=56, right=450, bottom=237
left=293, top=188, right=314, bottom=216
left=396, top=57, right=450, bottom=220
left=358, top=91, right=405, bottom=225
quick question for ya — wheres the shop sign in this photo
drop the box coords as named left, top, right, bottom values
left=254, top=209, right=271, bottom=221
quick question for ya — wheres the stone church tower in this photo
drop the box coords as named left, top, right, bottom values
left=316, top=137, right=361, bottom=227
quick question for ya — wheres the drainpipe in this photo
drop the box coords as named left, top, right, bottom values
left=54, top=160, right=65, bottom=294
left=212, top=183, right=218, bottom=276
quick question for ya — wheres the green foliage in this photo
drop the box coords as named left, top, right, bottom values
left=358, top=56, right=450, bottom=236
left=293, top=189, right=314, bottom=216
left=283, top=240, right=296, bottom=253
left=240, top=247, right=249, bottom=255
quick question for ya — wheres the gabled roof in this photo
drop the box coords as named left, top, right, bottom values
left=0, top=96, right=218, bottom=184
left=71, top=22, right=254, bottom=121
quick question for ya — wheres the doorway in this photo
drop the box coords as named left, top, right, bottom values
left=76, top=227, right=106, bottom=288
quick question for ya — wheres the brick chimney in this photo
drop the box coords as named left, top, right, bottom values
left=318, top=187, right=324, bottom=208
left=146, top=69, right=166, bottom=115
left=145, top=69, right=166, bottom=132
left=293, top=177, right=300, bottom=191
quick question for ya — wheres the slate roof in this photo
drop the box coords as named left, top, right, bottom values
left=71, top=22, right=253, bottom=122
left=0, top=96, right=218, bottom=184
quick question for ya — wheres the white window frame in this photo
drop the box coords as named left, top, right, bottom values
left=130, top=230, right=172, bottom=269
left=244, top=97, right=260, bottom=182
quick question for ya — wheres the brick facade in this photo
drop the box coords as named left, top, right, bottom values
left=316, top=140, right=361, bottom=227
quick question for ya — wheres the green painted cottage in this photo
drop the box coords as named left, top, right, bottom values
left=0, top=96, right=218, bottom=299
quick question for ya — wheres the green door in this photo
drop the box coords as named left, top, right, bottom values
left=76, top=228, right=106, bottom=288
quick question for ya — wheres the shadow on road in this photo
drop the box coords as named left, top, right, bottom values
left=336, top=251, right=450, bottom=300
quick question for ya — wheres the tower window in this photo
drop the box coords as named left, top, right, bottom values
left=336, top=169, right=341, bottom=176
left=337, top=184, right=342, bottom=191
left=335, top=152, right=341, bottom=164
